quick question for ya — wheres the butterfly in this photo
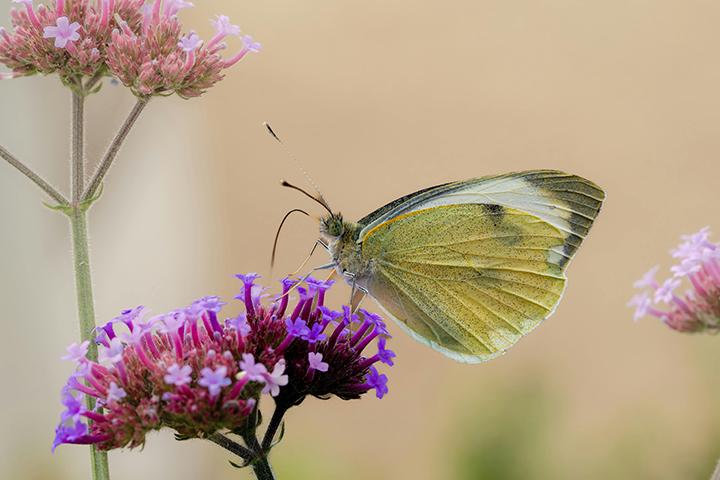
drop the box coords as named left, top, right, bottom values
left=280, top=168, right=604, bottom=363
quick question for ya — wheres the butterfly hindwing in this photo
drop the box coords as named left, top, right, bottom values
left=359, top=203, right=569, bottom=363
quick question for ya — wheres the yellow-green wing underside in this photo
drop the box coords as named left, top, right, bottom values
left=361, top=204, right=569, bottom=363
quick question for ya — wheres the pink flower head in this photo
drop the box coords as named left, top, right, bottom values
left=54, top=275, right=393, bottom=452
left=630, top=227, right=720, bottom=333
left=0, top=0, right=258, bottom=97
left=43, top=16, right=81, bottom=49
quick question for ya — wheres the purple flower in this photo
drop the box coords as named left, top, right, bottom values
left=60, top=388, right=84, bottom=422
left=285, top=318, right=310, bottom=338
left=242, top=35, right=261, bottom=53
left=627, top=292, right=653, bottom=322
left=164, top=364, right=192, bottom=386
left=226, top=313, right=251, bottom=336
left=61, top=341, right=89, bottom=362
left=42, top=17, right=80, bottom=49
left=99, top=338, right=124, bottom=364
left=302, top=323, right=327, bottom=343
left=116, top=306, right=145, bottom=331
left=307, top=352, right=329, bottom=372
left=198, top=366, right=231, bottom=397
left=106, top=382, right=127, bottom=403
left=654, top=278, right=681, bottom=304
left=239, top=353, right=267, bottom=382
left=365, top=367, right=389, bottom=399
left=194, top=296, right=226, bottom=313
left=212, top=15, right=240, bottom=37
left=376, top=337, right=396, bottom=366
left=262, top=360, right=289, bottom=397
left=631, top=227, right=720, bottom=333
left=235, top=273, right=260, bottom=286
left=178, top=33, right=202, bottom=52
left=633, top=266, right=659, bottom=289
left=160, top=311, right=186, bottom=333
left=53, top=420, right=88, bottom=452
left=53, top=273, right=393, bottom=453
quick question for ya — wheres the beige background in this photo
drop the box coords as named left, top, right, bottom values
left=2, top=0, right=720, bottom=479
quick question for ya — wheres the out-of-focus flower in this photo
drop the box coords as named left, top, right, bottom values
left=0, top=0, right=259, bottom=97
left=630, top=227, right=720, bottom=333
left=53, top=274, right=394, bottom=451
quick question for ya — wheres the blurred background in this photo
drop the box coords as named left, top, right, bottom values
left=2, top=0, right=720, bottom=478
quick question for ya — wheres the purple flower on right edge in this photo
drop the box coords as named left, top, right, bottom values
left=629, top=227, right=720, bottom=332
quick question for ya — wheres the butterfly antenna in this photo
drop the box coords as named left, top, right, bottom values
left=280, top=180, right=333, bottom=215
left=271, top=208, right=311, bottom=271
left=264, top=122, right=333, bottom=213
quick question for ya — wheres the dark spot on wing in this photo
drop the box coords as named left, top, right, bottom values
left=481, top=204, right=505, bottom=224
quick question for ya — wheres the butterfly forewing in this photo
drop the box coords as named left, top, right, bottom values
left=358, top=170, right=605, bottom=266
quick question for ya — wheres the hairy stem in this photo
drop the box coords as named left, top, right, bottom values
left=249, top=456, right=276, bottom=480
left=261, top=404, right=287, bottom=451
left=84, top=71, right=105, bottom=93
left=207, top=433, right=254, bottom=461
left=70, top=88, right=110, bottom=480
left=0, top=145, right=69, bottom=205
left=72, top=91, right=85, bottom=205
left=82, top=97, right=149, bottom=201
left=70, top=207, right=109, bottom=480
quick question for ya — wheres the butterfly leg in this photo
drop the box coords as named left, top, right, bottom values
left=345, top=272, right=368, bottom=313
left=287, top=239, right=330, bottom=277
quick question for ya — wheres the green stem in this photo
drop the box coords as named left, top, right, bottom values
left=72, top=91, right=85, bottom=204
left=70, top=88, right=110, bottom=480
left=261, top=404, right=287, bottom=451
left=69, top=207, right=110, bottom=480
left=207, top=433, right=254, bottom=461
left=249, top=456, right=275, bottom=480
left=0, top=144, right=69, bottom=205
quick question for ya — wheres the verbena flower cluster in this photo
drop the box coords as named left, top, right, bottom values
left=629, top=227, right=720, bottom=333
left=0, top=0, right=259, bottom=97
left=53, top=274, right=393, bottom=451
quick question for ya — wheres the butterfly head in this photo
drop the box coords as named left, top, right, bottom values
left=320, top=212, right=345, bottom=239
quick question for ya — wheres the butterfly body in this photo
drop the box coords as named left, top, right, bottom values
left=317, top=170, right=604, bottom=363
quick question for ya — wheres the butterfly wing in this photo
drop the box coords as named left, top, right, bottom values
left=359, top=203, right=575, bottom=363
left=358, top=170, right=605, bottom=266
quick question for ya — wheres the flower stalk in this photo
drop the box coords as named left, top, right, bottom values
left=69, top=84, right=107, bottom=480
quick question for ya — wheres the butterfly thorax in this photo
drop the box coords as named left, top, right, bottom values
left=320, top=213, right=372, bottom=281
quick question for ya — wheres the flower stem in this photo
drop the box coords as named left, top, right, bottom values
left=249, top=456, right=275, bottom=480
left=207, top=433, right=254, bottom=461
left=82, top=97, right=149, bottom=202
left=261, top=404, right=287, bottom=451
left=70, top=88, right=110, bottom=480
left=0, top=144, right=69, bottom=205
left=72, top=91, right=85, bottom=204
left=69, top=206, right=110, bottom=480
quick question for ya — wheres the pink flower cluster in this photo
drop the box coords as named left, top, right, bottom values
left=629, top=227, right=720, bottom=333
left=53, top=274, right=393, bottom=451
left=0, top=0, right=259, bottom=97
